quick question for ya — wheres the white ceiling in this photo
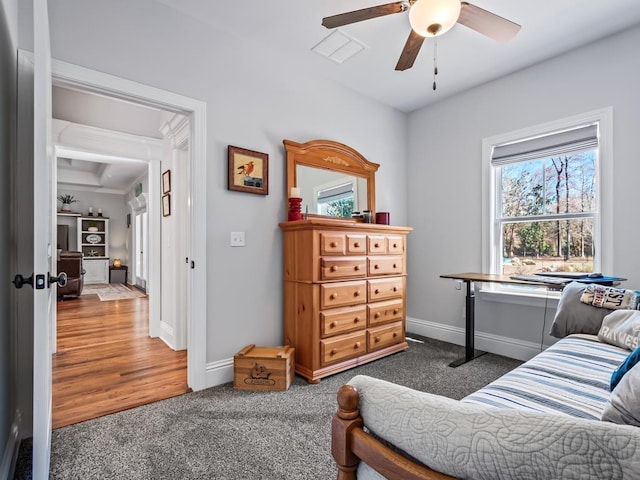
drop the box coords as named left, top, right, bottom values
left=56, top=152, right=149, bottom=194
left=54, top=1, right=640, bottom=190
left=53, top=86, right=165, bottom=193
left=155, top=0, right=640, bottom=112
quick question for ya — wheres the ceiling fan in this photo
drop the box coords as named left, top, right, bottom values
left=322, top=0, right=521, bottom=72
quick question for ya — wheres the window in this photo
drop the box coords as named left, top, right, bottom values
left=316, top=181, right=356, bottom=217
left=482, top=109, right=613, bottom=282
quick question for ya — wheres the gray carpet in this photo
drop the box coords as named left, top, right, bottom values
left=14, top=335, right=522, bottom=479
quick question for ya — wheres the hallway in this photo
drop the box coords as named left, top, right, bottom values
left=53, top=292, right=189, bottom=429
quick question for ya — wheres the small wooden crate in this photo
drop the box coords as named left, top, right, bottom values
left=233, top=344, right=295, bottom=391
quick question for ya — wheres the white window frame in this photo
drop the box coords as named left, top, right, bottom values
left=481, top=108, right=614, bottom=298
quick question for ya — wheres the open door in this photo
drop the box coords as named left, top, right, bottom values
left=13, top=2, right=55, bottom=477
left=134, top=209, right=148, bottom=291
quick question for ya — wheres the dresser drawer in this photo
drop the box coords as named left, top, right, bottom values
left=368, top=277, right=404, bottom=302
left=386, top=235, right=404, bottom=254
left=347, top=234, right=367, bottom=254
left=368, top=256, right=403, bottom=276
left=320, top=281, right=367, bottom=309
left=368, top=323, right=403, bottom=352
left=321, top=305, right=366, bottom=338
left=368, top=299, right=404, bottom=326
left=320, top=257, right=366, bottom=280
left=367, top=235, right=386, bottom=254
left=320, top=232, right=345, bottom=255
left=321, top=332, right=367, bottom=365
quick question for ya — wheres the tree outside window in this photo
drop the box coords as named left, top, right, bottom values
left=322, top=197, right=354, bottom=217
left=498, top=151, right=596, bottom=275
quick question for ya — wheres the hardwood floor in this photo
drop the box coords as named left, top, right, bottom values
left=53, top=289, right=189, bottom=429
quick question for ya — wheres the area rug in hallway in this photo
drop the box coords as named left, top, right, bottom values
left=81, top=283, right=146, bottom=301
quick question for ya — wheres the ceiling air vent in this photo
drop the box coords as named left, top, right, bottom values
left=311, top=30, right=366, bottom=64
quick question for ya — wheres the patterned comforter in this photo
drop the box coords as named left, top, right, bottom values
left=349, top=335, right=640, bottom=480
left=462, top=334, right=627, bottom=419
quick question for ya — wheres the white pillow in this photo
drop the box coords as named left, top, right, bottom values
left=602, top=361, right=640, bottom=426
left=598, top=309, right=640, bottom=350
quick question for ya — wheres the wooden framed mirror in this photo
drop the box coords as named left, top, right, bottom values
left=284, top=139, right=379, bottom=219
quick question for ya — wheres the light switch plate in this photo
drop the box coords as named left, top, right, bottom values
left=230, top=231, right=245, bottom=247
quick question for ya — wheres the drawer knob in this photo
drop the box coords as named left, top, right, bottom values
left=393, top=332, right=398, bottom=338
left=393, top=243, right=398, bottom=248
left=393, top=263, right=398, bottom=269
left=330, top=241, right=338, bottom=248
left=330, top=321, right=337, bottom=328
left=393, top=309, right=400, bottom=314
left=374, top=243, right=380, bottom=248
left=330, top=293, right=338, bottom=300
left=374, top=288, right=380, bottom=294
left=354, top=265, right=361, bottom=271
left=330, top=349, right=337, bottom=356
left=374, top=313, right=381, bottom=318
left=354, top=317, right=360, bottom=323
left=330, top=265, right=338, bottom=272
left=393, top=286, right=398, bottom=292
left=374, top=264, right=380, bottom=270
left=354, top=342, right=361, bottom=349
left=354, top=291, right=361, bottom=297
left=354, top=242, right=360, bottom=248
left=374, top=336, right=381, bottom=343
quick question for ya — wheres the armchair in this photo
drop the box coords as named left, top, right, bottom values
left=57, top=251, right=84, bottom=299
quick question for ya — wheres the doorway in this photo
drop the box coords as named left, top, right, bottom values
left=53, top=88, right=190, bottom=425
left=50, top=59, right=208, bottom=426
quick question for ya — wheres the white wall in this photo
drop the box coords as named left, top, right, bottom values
left=406, top=26, right=640, bottom=358
left=56, top=188, right=129, bottom=263
left=159, top=126, right=189, bottom=351
left=47, top=0, right=408, bottom=368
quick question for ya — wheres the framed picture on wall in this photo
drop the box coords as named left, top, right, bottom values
left=227, top=145, right=269, bottom=195
left=162, top=193, right=171, bottom=217
left=162, top=170, right=171, bottom=194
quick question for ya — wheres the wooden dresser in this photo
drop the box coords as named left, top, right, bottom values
left=279, top=217, right=412, bottom=383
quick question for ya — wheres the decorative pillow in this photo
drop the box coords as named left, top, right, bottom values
left=602, top=358, right=640, bottom=426
left=580, top=284, right=639, bottom=310
left=598, top=310, right=640, bottom=351
left=610, top=345, right=640, bottom=390
left=549, top=282, right=613, bottom=338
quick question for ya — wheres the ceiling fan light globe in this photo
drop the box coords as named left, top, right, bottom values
left=409, top=0, right=461, bottom=37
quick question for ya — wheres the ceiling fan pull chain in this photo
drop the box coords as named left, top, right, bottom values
left=433, top=37, right=438, bottom=91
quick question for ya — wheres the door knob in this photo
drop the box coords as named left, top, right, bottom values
left=49, top=272, right=68, bottom=288
left=12, top=273, right=33, bottom=289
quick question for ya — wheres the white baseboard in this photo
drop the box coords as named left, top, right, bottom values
left=205, top=357, right=234, bottom=388
left=159, top=321, right=176, bottom=350
left=406, top=317, right=546, bottom=362
left=203, top=319, right=547, bottom=389
left=1, top=411, right=21, bottom=480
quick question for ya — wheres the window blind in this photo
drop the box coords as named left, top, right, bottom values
left=491, top=124, right=598, bottom=166
left=317, top=183, right=353, bottom=202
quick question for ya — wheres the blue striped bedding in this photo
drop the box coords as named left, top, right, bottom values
left=461, top=334, right=628, bottom=419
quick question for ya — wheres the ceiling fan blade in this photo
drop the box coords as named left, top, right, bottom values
left=457, top=2, right=521, bottom=43
left=395, top=29, right=425, bottom=71
left=322, top=2, right=408, bottom=29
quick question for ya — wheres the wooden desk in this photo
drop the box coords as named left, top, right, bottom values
left=109, top=265, right=128, bottom=283
left=440, top=273, right=565, bottom=368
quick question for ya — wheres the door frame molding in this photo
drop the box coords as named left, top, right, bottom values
left=51, top=59, right=208, bottom=390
